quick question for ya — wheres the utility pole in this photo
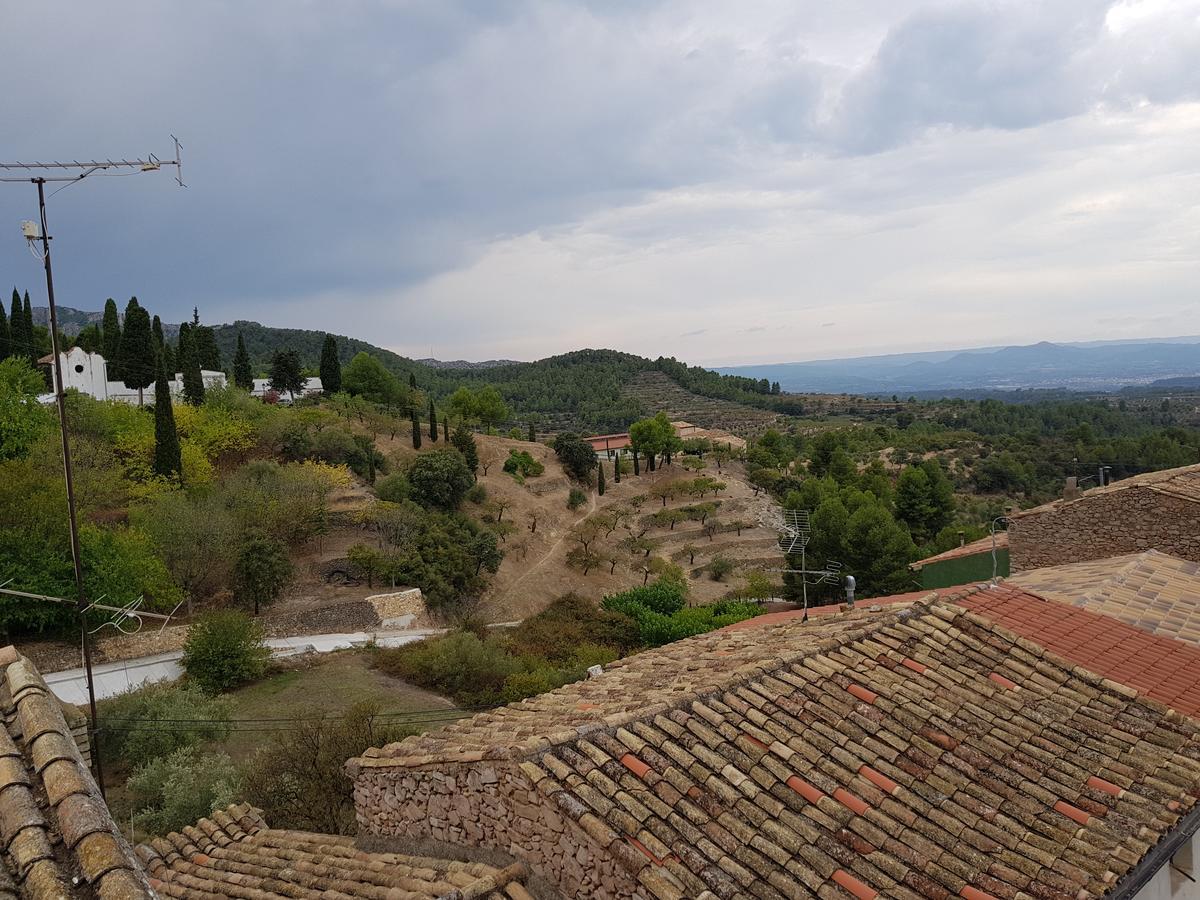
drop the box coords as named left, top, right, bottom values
left=1, top=141, right=184, bottom=797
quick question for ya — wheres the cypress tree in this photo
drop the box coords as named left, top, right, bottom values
left=21, top=293, right=34, bottom=363
left=613, top=452, right=620, bottom=484
left=442, top=418, right=449, bottom=442
left=152, top=315, right=165, bottom=357
left=233, top=332, right=254, bottom=390
left=408, top=372, right=417, bottom=390
left=179, top=325, right=205, bottom=405
left=119, top=298, right=155, bottom=405
left=411, top=410, right=422, bottom=449
left=0, top=299, right=9, bottom=361
left=152, top=354, right=182, bottom=481
left=195, top=325, right=221, bottom=370
left=9, top=291, right=24, bottom=360
left=597, top=456, right=606, bottom=496
left=633, top=448, right=640, bottom=476
left=318, top=334, right=341, bottom=394
left=100, top=298, right=122, bottom=376
left=528, top=423, right=535, bottom=443
left=429, top=398, right=438, bottom=441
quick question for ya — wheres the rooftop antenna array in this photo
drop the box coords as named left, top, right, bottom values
left=766, top=505, right=844, bottom=622
left=0, top=139, right=185, bottom=796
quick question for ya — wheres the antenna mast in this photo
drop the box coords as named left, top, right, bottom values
left=0, top=140, right=185, bottom=796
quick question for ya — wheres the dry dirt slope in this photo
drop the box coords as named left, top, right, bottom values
left=463, top=436, right=785, bottom=621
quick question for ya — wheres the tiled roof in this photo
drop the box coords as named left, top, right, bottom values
left=356, top=601, right=1200, bottom=899
left=1006, top=550, right=1200, bottom=645
left=910, top=534, right=1007, bottom=570
left=955, top=583, right=1200, bottom=719
left=138, top=804, right=534, bottom=900
left=357, top=607, right=889, bottom=766
left=0, top=645, right=153, bottom=899
left=1010, top=462, right=1200, bottom=519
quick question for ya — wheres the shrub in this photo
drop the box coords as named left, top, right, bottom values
left=375, top=473, right=411, bottom=503
left=98, top=683, right=232, bottom=769
left=241, top=702, right=414, bottom=835
left=182, top=611, right=270, bottom=693
left=503, top=449, right=544, bottom=479
left=506, top=594, right=639, bottom=664
left=603, top=579, right=687, bottom=616
left=708, top=556, right=735, bottom=581
left=127, top=746, right=241, bottom=836
left=465, top=483, right=488, bottom=505
left=376, top=631, right=523, bottom=707
left=567, top=487, right=587, bottom=510
left=408, top=448, right=474, bottom=510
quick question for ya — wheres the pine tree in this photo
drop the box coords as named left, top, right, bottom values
left=429, top=398, right=438, bottom=441
left=100, top=297, right=121, bottom=376
left=152, top=354, right=182, bottom=481
left=179, top=325, right=205, bottom=405
left=0, top=299, right=9, bottom=361
left=318, top=334, right=341, bottom=394
left=613, top=452, right=621, bottom=484
left=597, top=456, right=606, bottom=496
left=119, top=298, right=155, bottom=405
left=21, top=293, right=34, bottom=363
left=233, top=332, right=254, bottom=390
left=411, top=410, right=422, bottom=449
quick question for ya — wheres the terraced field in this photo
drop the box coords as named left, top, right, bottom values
left=622, top=371, right=788, bottom=434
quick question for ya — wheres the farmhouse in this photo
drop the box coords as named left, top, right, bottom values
left=36, top=348, right=226, bottom=405
left=1007, top=463, right=1200, bottom=571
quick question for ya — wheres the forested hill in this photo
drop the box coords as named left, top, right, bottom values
left=212, top=322, right=805, bottom=430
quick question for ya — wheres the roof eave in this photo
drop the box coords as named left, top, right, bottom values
left=1111, top=799, right=1200, bottom=899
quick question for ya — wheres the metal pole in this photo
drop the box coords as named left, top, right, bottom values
left=35, top=178, right=105, bottom=797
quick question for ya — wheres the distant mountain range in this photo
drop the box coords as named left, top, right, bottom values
left=716, top=338, right=1200, bottom=395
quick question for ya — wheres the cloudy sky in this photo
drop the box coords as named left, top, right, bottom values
left=2, top=1, right=1199, bottom=366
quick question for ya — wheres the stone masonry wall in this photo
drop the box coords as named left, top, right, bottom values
left=1009, top=487, right=1200, bottom=571
left=353, top=761, right=643, bottom=900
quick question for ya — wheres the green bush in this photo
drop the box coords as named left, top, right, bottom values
left=603, top=579, right=687, bottom=616
left=375, top=473, right=410, bottom=503
left=98, top=683, right=232, bottom=769
left=506, top=594, right=639, bottom=664
left=503, top=450, right=544, bottom=478
left=376, top=631, right=523, bottom=707
left=408, top=448, right=474, bottom=510
left=465, top=483, right=488, bottom=504
left=127, top=746, right=241, bottom=836
left=182, top=611, right=270, bottom=693
left=567, top=487, right=587, bottom=510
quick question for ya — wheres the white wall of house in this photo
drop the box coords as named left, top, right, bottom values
left=250, top=376, right=322, bottom=399
left=38, top=350, right=230, bottom=404
left=1137, top=836, right=1200, bottom=899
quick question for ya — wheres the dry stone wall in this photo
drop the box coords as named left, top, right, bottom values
left=353, top=760, right=642, bottom=900
left=1009, top=487, right=1200, bottom=571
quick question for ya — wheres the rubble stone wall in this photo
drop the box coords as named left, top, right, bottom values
left=353, top=761, right=640, bottom=900
left=1009, top=487, right=1200, bottom=571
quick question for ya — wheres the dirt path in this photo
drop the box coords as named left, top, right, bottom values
left=491, top=489, right=597, bottom=610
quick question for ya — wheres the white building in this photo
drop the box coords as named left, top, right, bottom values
left=250, top=376, right=323, bottom=401
left=37, top=348, right=227, bottom=404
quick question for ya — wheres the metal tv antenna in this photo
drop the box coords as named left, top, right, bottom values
left=767, top=506, right=844, bottom=621
left=1, top=139, right=185, bottom=796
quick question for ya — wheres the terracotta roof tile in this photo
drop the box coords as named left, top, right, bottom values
left=0, top=648, right=153, bottom=898
left=360, top=601, right=1200, bottom=900
left=139, top=804, right=530, bottom=899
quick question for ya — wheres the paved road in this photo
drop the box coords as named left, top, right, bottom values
left=44, top=627, right=443, bottom=706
